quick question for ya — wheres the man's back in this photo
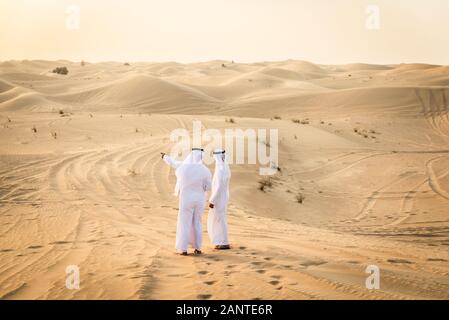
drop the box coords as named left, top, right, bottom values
left=178, top=164, right=211, bottom=199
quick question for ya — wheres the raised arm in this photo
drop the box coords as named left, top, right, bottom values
left=161, top=153, right=182, bottom=169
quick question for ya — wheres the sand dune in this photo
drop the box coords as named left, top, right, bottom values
left=1, top=60, right=449, bottom=299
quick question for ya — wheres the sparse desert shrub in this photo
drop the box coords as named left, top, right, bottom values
left=51, top=132, right=57, bottom=139
left=353, top=128, right=359, bottom=133
left=363, top=134, right=369, bottom=138
left=273, top=115, right=282, bottom=120
left=259, top=139, right=270, bottom=148
left=292, top=119, right=301, bottom=124
left=301, top=120, right=309, bottom=125
left=52, top=66, right=69, bottom=75
left=320, top=121, right=325, bottom=124
left=81, top=60, right=85, bottom=67
left=124, top=62, right=130, bottom=66
left=221, top=63, right=226, bottom=68
left=258, top=178, right=273, bottom=192
left=296, top=193, right=305, bottom=204
left=31, top=126, right=37, bottom=133
left=226, top=118, right=235, bottom=124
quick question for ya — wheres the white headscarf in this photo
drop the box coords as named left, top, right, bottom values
left=174, top=148, right=204, bottom=196
left=213, top=149, right=230, bottom=181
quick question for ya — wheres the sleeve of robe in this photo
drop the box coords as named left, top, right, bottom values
left=203, top=169, right=212, bottom=192
left=163, top=155, right=181, bottom=169
left=209, top=169, right=226, bottom=205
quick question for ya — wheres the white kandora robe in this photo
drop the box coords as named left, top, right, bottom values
left=163, top=150, right=212, bottom=252
left=207, top=150, right=231, bottom=246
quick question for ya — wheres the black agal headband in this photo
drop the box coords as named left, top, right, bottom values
left=192, top=148, right=204, bottom=152
left=213, top=150, right=225, bottom=155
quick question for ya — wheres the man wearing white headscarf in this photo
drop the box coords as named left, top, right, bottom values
left=208, top=149, right=231, bottom=250
left=161, top=148, right=212, bottom=255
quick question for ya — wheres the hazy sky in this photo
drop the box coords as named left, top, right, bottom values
left=1, top=0, right=448, bottom=64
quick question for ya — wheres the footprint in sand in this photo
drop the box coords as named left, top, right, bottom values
left=251, top=261, right=263, bottom=266
left=264, top=257, right=272, bottom=261
left=300, top=260, right=327, bottom=267
left=50, top=241, right=71, bottom=245
left=256, top=269, right=266, bottom=274
left=198, top=270, right=208, bottom=275
left=197, top=294, right=212, bottom=300
left=269, top=280, right=280, bottom=286
left=27, top=245, right=43, bottom=249
left=427, top=258, right=447, bottom=262
left=387, top=258, right=413, bottom=264
left=239, top=246, right=247, bottom=250
left=0, top=249, right=14, bottom=253
left=204, top=281, right=216, bottom=286
left=271, top=275, right=282, bottom=279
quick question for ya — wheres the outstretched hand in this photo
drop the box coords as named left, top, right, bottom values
left=160, top=152, right=166, bottom=159
left=209, top=203, right=214, bottom=209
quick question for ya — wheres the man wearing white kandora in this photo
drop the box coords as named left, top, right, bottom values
left=208, top=149, right=231, bottom=250
left=161, top=148, right=212, bottom=256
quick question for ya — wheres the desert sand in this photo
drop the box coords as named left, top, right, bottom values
left=1, top=59, right=449, bottom=299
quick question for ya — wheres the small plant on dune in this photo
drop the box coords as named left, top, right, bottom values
left=31, top=126, right=37, bottom=133
left=296, top=193, right=305, bottom=204
left=51, top=132, right=57, bottom=139
left=7, top=117, right=11, bottom=123
left=226, top=118, right=235, bottom=124
left=81, top=60, right=85, bottom=67
left=273, top=115, right=282, bottom=120
left=221, top=63, right=226, bottom=68
left=258, top=177, right=273, bottom=192
left=258, top=138, right=270, bottom=148
left=301, top=119, right=309, bottom=125
left=353, top=128, right=359, bottom=133
left=52, top=66, right=69, bottom=75
left=291, top=119, right=301, bottom=124
left=124, top=62, right=130, bottom=66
